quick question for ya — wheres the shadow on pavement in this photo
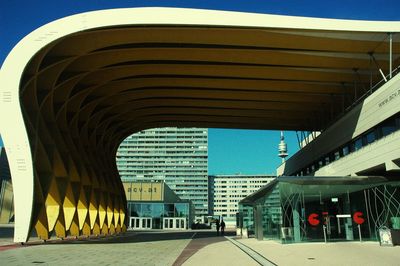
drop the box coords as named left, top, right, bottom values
left=0, top=226, right=236, bottom=246
left=0, top=226, right=14, bottom=238
left=52, top=230, right=236, bottom=245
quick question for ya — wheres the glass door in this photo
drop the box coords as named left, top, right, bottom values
left=130, top=217, right=152, bottom=230
left=335, top=215, right=354, bottom=240
left=163, top=218, right=186, bottom=230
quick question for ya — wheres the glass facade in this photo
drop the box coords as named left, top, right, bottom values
left=239, top=176, right=400, bottom=243
left=116, top=127, right=208, bottom=219
left=238, top=204, right=255, bottom=234
left=128, top=202, right=192, bottom=229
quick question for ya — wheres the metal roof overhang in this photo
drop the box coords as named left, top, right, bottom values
left=239, top=175, right=392, bottom=204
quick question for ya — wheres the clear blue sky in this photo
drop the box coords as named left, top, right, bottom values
left=1, top=0, right=399, bottom=174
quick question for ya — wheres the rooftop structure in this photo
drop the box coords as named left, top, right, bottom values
left=278, top=131, right=288, bottom=163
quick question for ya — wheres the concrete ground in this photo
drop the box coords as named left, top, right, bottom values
left=0, top=230, right=192, bottom=265
left=235, top=238, right=400, bottom=266
left=182, top=239, right=259, bottom=266
left=1, top=226, right=400, bottom=265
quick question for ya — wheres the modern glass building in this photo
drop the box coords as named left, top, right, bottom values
left=123, top=181, right=194, bottom=230
left=239, top=176, right=400, bottom=243
left=117, top=127, right=208, bottom=220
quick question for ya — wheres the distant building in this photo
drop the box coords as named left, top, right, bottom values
left=123, top=181, right=194, bottom=230
left=116, top=128, right=208, bottom=221
left=209, top=174, right=275, bottom=226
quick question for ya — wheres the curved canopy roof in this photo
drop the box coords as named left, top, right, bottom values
left=14, top=8, right=400, bottom=145
left=1, top=7, right=400, bottom=242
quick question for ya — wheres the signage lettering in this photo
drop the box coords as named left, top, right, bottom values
left=378, top=89, right=400, bottom=108
left=133, top=187, right=157, bottom=193
left=307, top=211, right=365, bottom=226
left=127, top=183, right=162, bottom=201
left=308, top=213, right=320, bottom=226
left=353, top=211, right=365, bottom=225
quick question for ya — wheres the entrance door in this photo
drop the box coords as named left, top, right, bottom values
left=323, top=214, right=354, bottom=241
left=163, top=218, right=186, bottom=230
left=129, top=217, right=152, bottom=230
left=335, top=214, right=354, bottom=240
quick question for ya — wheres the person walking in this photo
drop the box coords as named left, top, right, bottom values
left=215, top=219, right=220, bottom=236
left=221, top=218, right=226, bottom=236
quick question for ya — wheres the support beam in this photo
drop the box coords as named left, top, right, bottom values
left=369, top=53, right=388, bottom=82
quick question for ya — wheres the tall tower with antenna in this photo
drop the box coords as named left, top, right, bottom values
left=278, top=131, right=288, bottom=163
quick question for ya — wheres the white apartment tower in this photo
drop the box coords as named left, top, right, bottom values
left=209, top=174, right=275, bottom=225
left=116, top=128, right=209, bottom=219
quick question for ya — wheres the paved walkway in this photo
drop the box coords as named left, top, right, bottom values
left=236, top=238, right=400, bottom=266
left=173, top=231, right=253, bottom=266
left=1, top=227, right=400, bottom=265
left=183, top=236, right=400, bottom=266
left=0, top=229, right=193, bottom=265
left=181, top=237, right=259, bottom=266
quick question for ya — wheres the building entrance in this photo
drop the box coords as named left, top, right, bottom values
left=130, top=217, right=152, bottom=230
left=334, top=215, right=354, bottom=240
left=304, top=195, right=357, bottom=242
left=239, top=176, right=400, bottom=244
left=163, top=218, right=186, bottom=230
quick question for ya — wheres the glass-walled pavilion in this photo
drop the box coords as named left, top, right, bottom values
left=123, top=181, right=194, bottom=230
left=239, top=176, right=400, bottom=243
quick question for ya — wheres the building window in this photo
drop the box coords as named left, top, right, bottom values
left=365, top=130, right=376, bottom=144
left=381, top=120, right=396, bottom=137
left=334, top=151, right=341, bottom=161
left=354, top=138, right=363, bottom=151
left=342, top=145, right=350, bottom=156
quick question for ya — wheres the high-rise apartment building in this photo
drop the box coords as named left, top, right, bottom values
left=209, top=174, right=275, bottom=225
left=116, top=128, right=208, bottom=220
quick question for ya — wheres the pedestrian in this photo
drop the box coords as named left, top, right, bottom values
left=221, top=218, right=226, bottom=236
left=215, top=219, right=220, bottom=236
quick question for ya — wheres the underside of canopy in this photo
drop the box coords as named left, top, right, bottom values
left=1, top=7, right=400, bottom=242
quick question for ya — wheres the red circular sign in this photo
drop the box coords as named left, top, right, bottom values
left=353, top=211, right=365, bottom=225
left=308, top=213, right=320, bottom=226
